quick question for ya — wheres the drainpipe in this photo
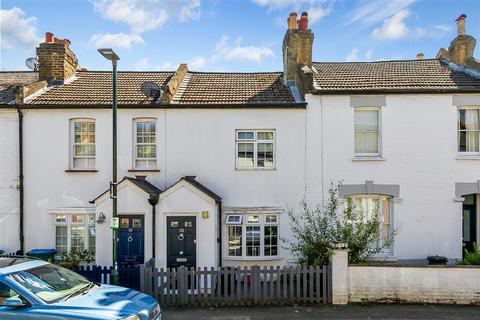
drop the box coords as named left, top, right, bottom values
left=217, top=201, right=222, bottom=267
left=17, top=107, right=25, bottom=254
left=148, top=195, right=159, bottom=260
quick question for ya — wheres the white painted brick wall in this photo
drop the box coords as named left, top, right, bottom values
left=348, top=265, right=480, bottom=304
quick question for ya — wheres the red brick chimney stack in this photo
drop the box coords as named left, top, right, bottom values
left=37, top=32, right=80, bottom=82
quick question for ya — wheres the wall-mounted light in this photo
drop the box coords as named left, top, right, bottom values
left=202, top=211, right=209, bottom=219
left=96, top=212, right=106, bottom=224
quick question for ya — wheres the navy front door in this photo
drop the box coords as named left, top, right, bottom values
left=462, top=194, right=477, bottom=257
left=167, top=216, right=196, bottom=268
left=118, top=216, right=144, bottom=266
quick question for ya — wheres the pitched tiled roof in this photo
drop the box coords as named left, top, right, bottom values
left=0, top=72, right=39, bottom=104
left=173, top=72, right=295, bottom=104
left=312, top=59, right=480, bottom=94
left=29, top=71, right=173, bottom=106
left=27, top=70, right=298, bottom=107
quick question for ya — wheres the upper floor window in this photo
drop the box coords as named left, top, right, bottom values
left=226, top=213, right=279, bottom=258
left=71, top=119, right=95, bottom=169
left=349, top=195, right=392, bottom=253
left=134, top=119, right=157, bottom=169
left=354, top=108, right=380, bottom=156
left=458, top=107, right=479, bottom=154
left=236, top=130, right=275, bottom=169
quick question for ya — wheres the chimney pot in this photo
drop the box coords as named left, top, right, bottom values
left=298, top=11, right=309, bottom=30
left=456, top=13, right=466, bottom=36
left=288, top=12, right=297, bottom=30
left=45, top=32, right=54, bottom=43
left=416, top=53, right=424, bottom=60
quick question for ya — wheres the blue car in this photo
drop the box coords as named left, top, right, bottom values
left=0, top=257, right=161, bottom=320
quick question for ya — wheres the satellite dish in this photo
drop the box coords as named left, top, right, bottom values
left=25, top=57, right=39, bottom=71
left=140, top=81, right=160, bottom=100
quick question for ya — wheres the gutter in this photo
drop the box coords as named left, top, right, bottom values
left=17, top=107, right=25, bottom=254
left=15, top=102, right=308, bottom=110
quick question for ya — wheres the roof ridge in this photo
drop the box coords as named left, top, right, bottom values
left=189, top=71, right=283, bottom=75
left=313, top=58, right=440, bottom=64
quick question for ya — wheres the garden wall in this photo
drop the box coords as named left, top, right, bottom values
left=331, top=247, right=480, bottom=305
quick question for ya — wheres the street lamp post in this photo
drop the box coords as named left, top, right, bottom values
left=98, top=48, right=120, bottom=285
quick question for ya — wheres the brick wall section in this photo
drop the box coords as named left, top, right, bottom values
left=37, top=43, right=79, bottom=82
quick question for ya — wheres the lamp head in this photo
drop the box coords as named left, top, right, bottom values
left=97, top=48, right=120, bottom=64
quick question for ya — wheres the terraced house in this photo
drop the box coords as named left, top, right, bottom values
left=1, top=12, right=479, bottom=268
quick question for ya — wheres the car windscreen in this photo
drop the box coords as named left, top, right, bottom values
left=8, top=264, right=90, bottom=304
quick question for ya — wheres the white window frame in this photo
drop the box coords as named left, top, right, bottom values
left=70, top=118, right=96, bottom=169
left=235, top=129, right=275, bottom=170
left=225, top=214, right=243, bottom=225
left=54, top=213, right=96, bottom=258
left=354, top=107, right=382, bottom=158
left=133, top=118, right=158, bottom=169
left=348, top=195, right=393, bottom=255
left=457, top=106, right=480, bottom=156
left=226, top=213, right=279, bottom=258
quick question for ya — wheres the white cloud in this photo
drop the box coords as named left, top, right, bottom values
left=365, top=49, right=373, bottom=61
left=433, top=24, right=451, bottom=32
left=346, top=48, right=359, bottom=62
left=87, top=32, right=144, bottom=49
left=345, top=0, right=414, bottom=26
left=0, top=7, right=41, bottom=50
left=372, top=9, right=410, bottom=40
left=90, top=0, right=201, bottom=33
left=134, top=57, right=150, bottom=70
left=414, top=27, right=427, bottom=38
left=346, top=48, right=373, bottom=62
left=250, top=0, right=333, bottom=24
left=189, top=56, right=205, bottom=69
left=211, top=35, right=275, bottom=63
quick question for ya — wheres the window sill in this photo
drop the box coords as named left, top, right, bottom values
left=65, top=169, right=98, bottom=173
left=128, top=169, right=161, bottom=172
left=224, top=256, right=283, bottom=261
left=352, top=156, right=385, bottom=162
left=235, top=168, right=276, bottom=171
left=456, top=155, right=480, bottom=160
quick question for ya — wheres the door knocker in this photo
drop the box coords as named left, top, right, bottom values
left=178, top=233, right=184, bottom=241
left=128, top=235, right=133, bottom=242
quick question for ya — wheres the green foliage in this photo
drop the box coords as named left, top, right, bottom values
left=57, top=249, right=94, bottom=269
left=283, top=182, right=395, bottom=266
left=460, top=243, right=480, bottom=265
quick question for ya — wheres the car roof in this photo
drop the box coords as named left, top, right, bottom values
left=0, top=257, right=48, bottom=275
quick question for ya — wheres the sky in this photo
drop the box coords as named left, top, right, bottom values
left=1, top=0, right=479, bottom=72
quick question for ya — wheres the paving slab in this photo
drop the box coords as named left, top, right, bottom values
left=162, top=304, right=480, bottom=320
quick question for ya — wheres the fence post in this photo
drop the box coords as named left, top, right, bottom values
left=330, top=243, right=349, bottom=305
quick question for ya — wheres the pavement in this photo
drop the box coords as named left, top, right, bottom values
left=162, top=304, right=480, bottom=320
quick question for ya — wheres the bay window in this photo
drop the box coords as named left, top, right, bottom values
left=226, top=213, right=279, bottom=258
left=134, top=119, right=157, bottom=169
left=354, top=108, right=380, bottom=156
left=458, top=107, right=480, bottom=154
left=350, top=195, right=392, bottom=253
left=71, top=119, right=95, bottom=169
left=54, top=213, right=96, bottom=257
left=236, top=130, right=275, bottom=169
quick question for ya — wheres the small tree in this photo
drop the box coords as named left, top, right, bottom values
left=284, top=182, right=395, bottom=265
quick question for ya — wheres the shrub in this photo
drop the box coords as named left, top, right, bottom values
left=57, top=249, right=94, bottom=269
left=460, top=243, right=480, bottom=265
left=283, top=182, right=395, bottom=265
